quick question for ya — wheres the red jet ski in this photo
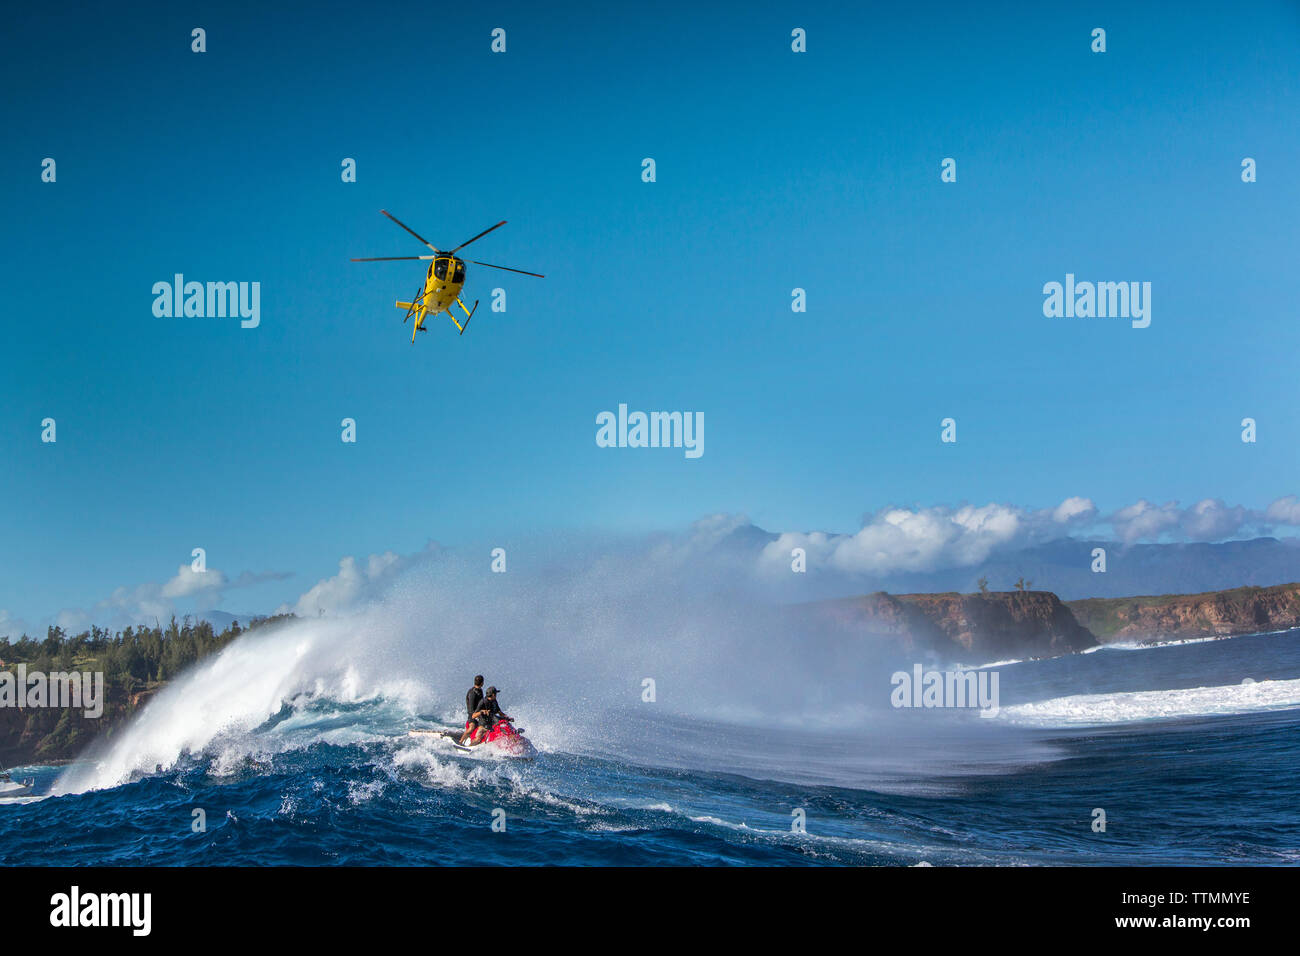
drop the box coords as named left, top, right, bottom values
left=408, top=719, right=536, bottom=758
left=460, top=717, right=536, bottom=758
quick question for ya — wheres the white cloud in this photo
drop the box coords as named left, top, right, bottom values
left=1053, top=496, right=1097, bottom=524
left=161, top=564, right=229, bottom=599
left=46, top=563, right=291, bottom=635
left=1107, top=498, right=1252, bottom=543
left=1265, top=495, right=1300, bottom=525
left=762, top=499, right=1089, bottom=575
left=1180, top=498, right=1248, bottom=541
left=276, top=542, right=441, bottom=617
left=1108, top=499, right=1183, bottom=544
left=756, top=491, right=1300, bottom=577
left=280, top=555, right=382, bottom=617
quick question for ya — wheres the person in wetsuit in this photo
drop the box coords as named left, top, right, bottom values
left=457, top=675, right=485, bottom=744
left=467, top=686, right=511, bottom=746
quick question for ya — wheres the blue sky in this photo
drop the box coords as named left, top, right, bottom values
left=2, top=1, right=1299, bottom=631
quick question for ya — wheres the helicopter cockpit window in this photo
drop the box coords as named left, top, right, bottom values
left=452, top=262, right=465, bottom=283
left=434, top=259, right=449, bottom=280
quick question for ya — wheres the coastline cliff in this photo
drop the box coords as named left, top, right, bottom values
left=817, top=590, right=1097, bottom=660
left=1066, top=583, right=1300, bottom=643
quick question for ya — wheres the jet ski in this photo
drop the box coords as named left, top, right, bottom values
left=408, top=718, right=536, bottom=759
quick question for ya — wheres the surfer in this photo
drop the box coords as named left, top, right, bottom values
left=457, top=675, right=486, bottom=745
left=466, top=686, right=511, bottom=746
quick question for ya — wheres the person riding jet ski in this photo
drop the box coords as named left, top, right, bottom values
left=457, top=675, right=485, bottom=745
left=466, top=686, right=511, bottom=746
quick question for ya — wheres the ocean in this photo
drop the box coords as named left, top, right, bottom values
left=3, top=627, right=1298, bottom=866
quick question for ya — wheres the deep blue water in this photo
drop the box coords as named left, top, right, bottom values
left=3, top=629, right=1299, bottom=865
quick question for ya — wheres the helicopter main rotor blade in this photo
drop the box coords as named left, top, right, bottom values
left=468, top=259, right=546, bottom=278
left=350, top=255, right=437, bottom=261
left=448, top=220, right=507, bottom=255
left=380, top=210, right=441, bottom=254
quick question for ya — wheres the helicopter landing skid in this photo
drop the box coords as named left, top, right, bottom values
left=451, top=297, right=479, bottom=335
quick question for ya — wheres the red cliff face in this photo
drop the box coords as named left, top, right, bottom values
left=819, top=590, right=1097, bottom=660
left=1067, top=584, right=1300, bottom=643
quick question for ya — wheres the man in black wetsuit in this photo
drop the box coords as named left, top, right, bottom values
left=466, top=686, right=511, bottom=746
left=457, top=675, right=485, bottom=745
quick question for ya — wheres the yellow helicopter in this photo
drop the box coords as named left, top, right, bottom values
left=351, top=210, right=544, bottom=343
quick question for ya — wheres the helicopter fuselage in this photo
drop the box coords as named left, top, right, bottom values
left=419, top=255, right=467, bottom=316
left=395, top=256, right=471, bottom=340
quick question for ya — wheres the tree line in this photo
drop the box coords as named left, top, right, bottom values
left=0, top=615, right=295, bottom=693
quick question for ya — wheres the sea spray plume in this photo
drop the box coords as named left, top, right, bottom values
left=57, top=529, right=927, bottom=792
left=54, top=616, right=427, bottom=794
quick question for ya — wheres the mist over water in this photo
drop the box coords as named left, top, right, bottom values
left=21, top=535, right=1299, bottom=866
left=53, top=533, right=980, bottom=794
